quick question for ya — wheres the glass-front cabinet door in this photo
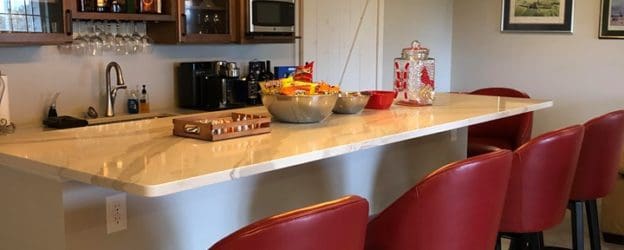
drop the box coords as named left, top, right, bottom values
left=179, top=0, right=235, bottom=43
left=0, top=0, right=72, bottom=43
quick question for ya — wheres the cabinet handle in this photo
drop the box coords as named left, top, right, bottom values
left=181, top=14, right=187, bottom=36
left=65, top=10, right=72, bottom=36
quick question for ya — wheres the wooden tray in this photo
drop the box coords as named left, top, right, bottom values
left=173, top=113, right=271, bottom=141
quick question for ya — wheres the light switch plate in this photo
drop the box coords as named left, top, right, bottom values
left=106, top=193, right=127, bottom=234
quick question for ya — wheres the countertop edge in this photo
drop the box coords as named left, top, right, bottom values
left=118, top=100, right=554, bottom=197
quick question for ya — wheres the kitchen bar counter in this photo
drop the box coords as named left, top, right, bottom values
left=0, top=93, right=552, bottom=197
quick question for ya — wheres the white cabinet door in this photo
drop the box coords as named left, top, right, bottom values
left=301, top=0, right=383, bottom=91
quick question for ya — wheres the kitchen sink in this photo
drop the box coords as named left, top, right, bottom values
left=86, top=113, right=176, bottom=126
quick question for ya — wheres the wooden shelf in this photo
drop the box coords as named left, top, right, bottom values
left=239, top=34, right=295, bottom=44
left=185, top=6, right=226, bottom=11
left=72, top=12, right=176, bottom=22
left=0, top=32, right=72, bottom=44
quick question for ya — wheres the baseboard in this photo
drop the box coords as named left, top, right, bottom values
left=603, top=232, right=624, bottom=245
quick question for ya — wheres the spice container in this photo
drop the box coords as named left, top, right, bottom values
left=394, top=40, right=435, bottom=106
left=173, top=112, right=271, bottom=141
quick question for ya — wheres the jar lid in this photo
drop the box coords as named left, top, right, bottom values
left=402, top=40, right=429, bottom=60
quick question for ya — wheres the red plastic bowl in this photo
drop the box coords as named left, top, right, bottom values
left=364, top=90, right=397, bottom=109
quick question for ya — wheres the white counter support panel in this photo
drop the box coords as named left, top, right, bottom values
left=0, top=93, right=552, bottom=250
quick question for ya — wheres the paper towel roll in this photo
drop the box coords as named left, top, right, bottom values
left=0, top=75, right=10, bottom=123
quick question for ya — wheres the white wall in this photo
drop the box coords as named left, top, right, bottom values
left=0, top=44, right=296, bottom=125
left=383, top=0, right=454, bottom=92
left=302, top=0, right=381, bottom=91
left=452, top=0, right=624, bottom=135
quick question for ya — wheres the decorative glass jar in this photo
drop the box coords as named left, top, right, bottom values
left=393, top=40, right=435, bottom=106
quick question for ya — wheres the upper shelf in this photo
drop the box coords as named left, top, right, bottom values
left=72, top=12, right=176, bottom=22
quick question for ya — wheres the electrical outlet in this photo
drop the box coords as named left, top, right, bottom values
left=106, top=193, right=127, bottom=234
left=450, top=129, right=458, bottom=142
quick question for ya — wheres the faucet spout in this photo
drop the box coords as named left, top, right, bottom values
left=105, top=62, right=127, bottom=117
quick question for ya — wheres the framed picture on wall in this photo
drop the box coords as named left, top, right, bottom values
left=501, top=0, right=574, bottom=32
left=600, top=0, right=624, bottom=38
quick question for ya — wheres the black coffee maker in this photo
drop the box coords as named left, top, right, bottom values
left=177, top=61, right=248, bottom=111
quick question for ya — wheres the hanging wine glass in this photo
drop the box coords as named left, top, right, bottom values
left=138, top=22, right=153, bottom=54
left=88, top=21, right=104, bottom=56
left=72, top=21, right=89, bottom=56
left=102, top=21, right=116, bottom=52
left=130, top=22, right=143, bottom=54
left=114, top=22, right=127, bottom=55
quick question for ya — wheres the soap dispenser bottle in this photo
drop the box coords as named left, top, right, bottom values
left=139, top=85, right=150, bottom=113
left=127, top=88, right=139, bottom=114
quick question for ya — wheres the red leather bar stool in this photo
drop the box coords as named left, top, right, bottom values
left=497, top=125, right=585, bottom=250
left=365, top=150, right=514, bottom=250
left=209, top=195, right=369, bottom=250
left=467, top=87, right=533, bottom=157
left=564, top=110, right=624, bottom=250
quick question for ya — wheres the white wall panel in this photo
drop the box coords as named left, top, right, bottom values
left=302, top=0, right=381, bottom=91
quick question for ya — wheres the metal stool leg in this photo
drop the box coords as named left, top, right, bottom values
left=571, top=201, right=585, bottom=250
left=509, top=234, right=528, bottom=250
left=586, top=200, right=601, bottom=250
left=528, top=233, right=543, bottom=250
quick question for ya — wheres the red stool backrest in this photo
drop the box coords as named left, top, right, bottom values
left=209, top=196, right=369, bottom=250
left=365, top=150, right=513, bottom=250
left=570, top=110, right=624, bottom=200
left=500, top=125, right=585, bottom=233
left=468, top=87, right=533, bottom=149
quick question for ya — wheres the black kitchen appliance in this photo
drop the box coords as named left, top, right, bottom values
left=177, top=61, right=248, bottom=111
left=246, top=0, right=295, bottom=35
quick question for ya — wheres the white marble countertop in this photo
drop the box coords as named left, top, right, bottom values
left=0, top=93, right=552, bottom=197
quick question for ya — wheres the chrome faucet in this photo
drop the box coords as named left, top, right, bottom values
left=105, top=62, right=127, bottom=117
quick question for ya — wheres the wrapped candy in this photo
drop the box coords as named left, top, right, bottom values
left=294, top=61, right=314, bottom=82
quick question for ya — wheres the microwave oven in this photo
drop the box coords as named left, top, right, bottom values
left=246, top=0, right=295, bottom=35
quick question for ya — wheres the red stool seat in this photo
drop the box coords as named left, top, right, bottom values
left=565, top=110, right=624, bottom=250
left=209, top=196, right=369, bottom=250
left=366, top=150, right=514, bottom=250
left=498, top=125, right=585, bottom=249
left=467, top=87, right=533, bottom=157
left=571, top=110, right=624, bottom=200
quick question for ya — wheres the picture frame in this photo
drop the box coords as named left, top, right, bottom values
left=501, top=0, right=574, bottom=32
left=600, top=0, right=624, bottom=39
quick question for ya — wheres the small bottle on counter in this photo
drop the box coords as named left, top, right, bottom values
left=110, top=0, right=122, bottom=13
left=96, top=0, right=108, bottom=12
left=139, top=0, right=157, bottom=13
left=128, top=89, right=139, bottom=114
left=139, top=84, right=150, bottom=113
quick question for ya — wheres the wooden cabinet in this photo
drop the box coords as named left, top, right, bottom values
left=235, top=0, right=294, bottom=44
left=0, top=0, right=294, bottom=45
left=148, top=0, right=295, bottom=44
left=0, top=0, right=73, bottom=44
left=0, top=0, right=177, bottom=44
left=148, top=0, right=237, bottom=44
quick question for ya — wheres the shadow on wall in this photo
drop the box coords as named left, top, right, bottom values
left=369, top=130, right=467, bottom=213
